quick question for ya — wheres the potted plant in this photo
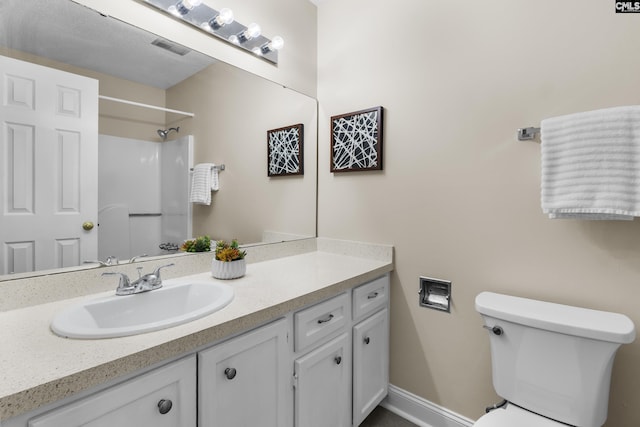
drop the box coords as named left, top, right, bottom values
left=211, top=239, right=247, bottom=279
left=181, top=235, right=212, bottom=252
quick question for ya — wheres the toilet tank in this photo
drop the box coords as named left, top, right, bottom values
left=475, top=292, right=635, bottom=427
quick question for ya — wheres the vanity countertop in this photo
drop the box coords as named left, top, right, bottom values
left=0, top=246, right=393, bottom=422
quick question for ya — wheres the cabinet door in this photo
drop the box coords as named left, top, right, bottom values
left=353, top=309, right=389, bottom=426
left=294, top=333, right=351, bottom=427
left=28, top=356, right=196, bottom=427
left=199, top=318, right=290, bottom=427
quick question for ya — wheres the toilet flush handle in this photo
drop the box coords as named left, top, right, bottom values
left=483, top=325, right=503, bottom=336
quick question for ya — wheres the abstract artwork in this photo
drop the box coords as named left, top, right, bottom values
left=331, top=106, right=384, bottom=172
left=267, top=123, right=304, bottom=177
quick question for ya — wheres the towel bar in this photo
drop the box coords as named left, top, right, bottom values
left=190, top=164, right=225, bottom=171
left=517, top=127, right=540, bottom=141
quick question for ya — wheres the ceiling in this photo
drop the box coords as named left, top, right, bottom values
left=0, top=0, right=215, bottom=89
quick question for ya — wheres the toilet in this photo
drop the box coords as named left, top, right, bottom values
left=474, top=292, right=635, bottom=427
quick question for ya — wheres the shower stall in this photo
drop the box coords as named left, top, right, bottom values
left=97, top=134, right=193, bottom=260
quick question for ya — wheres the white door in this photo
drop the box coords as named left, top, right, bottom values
left=198, top=318, right=291, bottom=427
left=353, top=309, right=389, bottom=426
left=294, top=333, right=351, bottom=427
left=0, top=55, right=98, bottom=274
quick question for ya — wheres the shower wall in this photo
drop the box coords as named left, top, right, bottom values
left=98, top=134, right=192, bottom=260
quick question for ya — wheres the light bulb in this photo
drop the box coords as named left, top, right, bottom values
left=270, top=36, right=284, bottom=50
left=209, top=7, right=234, bottom=29
left=218, top=8, right=234, bottom=25
left=174, top=0, right=202, bottom=15
left=237, top=23, right=261, bottom=43
left=261, top=36, right=284, bottom=54
left=244, top=23, right=261, bottom=39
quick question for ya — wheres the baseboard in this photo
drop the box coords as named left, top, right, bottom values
left=379, top=384, right=475, bottom=427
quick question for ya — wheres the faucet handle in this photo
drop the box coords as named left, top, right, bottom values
left=152, top=263, right=175, bottom=281
left=101, top=271, right=131, bottom=291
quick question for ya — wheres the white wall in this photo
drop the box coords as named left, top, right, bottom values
left=317, top=0, right=640, bottom=425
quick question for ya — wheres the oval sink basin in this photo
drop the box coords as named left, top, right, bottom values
left=51, top=281, right=234, bottom=339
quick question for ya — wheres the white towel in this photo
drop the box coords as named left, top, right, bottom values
left=189, top=163, right=219, bottom=205
left=541, top=105, right=640, bottom=220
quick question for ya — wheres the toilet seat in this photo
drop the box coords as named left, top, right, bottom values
left=473, top=404, right=567, bottom=427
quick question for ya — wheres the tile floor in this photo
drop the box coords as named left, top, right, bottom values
left=360, top=406, right=419, bottom=427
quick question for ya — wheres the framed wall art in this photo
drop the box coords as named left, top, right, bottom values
left=330, top=106, right=384, bottom=172
left=267, top=123, right=304, bottom=177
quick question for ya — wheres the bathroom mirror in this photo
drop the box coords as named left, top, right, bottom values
left=0, top=0, right=317, bottom=280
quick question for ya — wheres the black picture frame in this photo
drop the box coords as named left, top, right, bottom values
left=330, top=106, right=383, bottom=172
left=267, top=123, right=304, bottom=177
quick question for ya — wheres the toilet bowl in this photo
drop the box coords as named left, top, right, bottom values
left=474, top=292, right=635, bottom=427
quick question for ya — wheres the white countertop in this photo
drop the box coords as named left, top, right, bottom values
left=0, top=247, right=393, bottom=422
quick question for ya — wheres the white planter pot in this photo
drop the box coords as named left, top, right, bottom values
left=211, top=258, right=246, bottom=280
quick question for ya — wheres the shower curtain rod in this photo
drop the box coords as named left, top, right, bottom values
left=98, top=95, right=195, bottom=117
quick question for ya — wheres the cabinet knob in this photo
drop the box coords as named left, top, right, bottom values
left=157, top=399, right=173, bottom=414
left=225, top=367, right=237, bottom=380
left=334, top=356, right=342, bottom=365
left=367, top=292, right=379, bottom=299
left=364, top=336, right=371, bottom=345
left=317, top=314, right=334, bottom=324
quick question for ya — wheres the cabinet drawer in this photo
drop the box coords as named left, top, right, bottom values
left=29, top=356, right=196, bottom=427
left=294, top=292, right=349, bottom=352
left=352, top=275, right=389, bottom=322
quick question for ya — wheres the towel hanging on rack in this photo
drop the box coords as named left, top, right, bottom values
left=541, top=105, right=640, bottom=220
left=190, top=163, right=219, bottom=205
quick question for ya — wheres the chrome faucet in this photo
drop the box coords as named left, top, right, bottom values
left=84, top=255, right=119, bottom=267
left=102, top=263, right=175, bottom=296
left=129, top=254, right=148, bottom=263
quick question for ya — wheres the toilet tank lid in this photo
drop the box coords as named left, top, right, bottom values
left=475, top=292, right=635, bottom=344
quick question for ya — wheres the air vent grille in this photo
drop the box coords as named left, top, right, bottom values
left=151, top=38, right=191, bottom=56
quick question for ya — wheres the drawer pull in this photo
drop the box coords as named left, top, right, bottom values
left=364, top=336, right=371, bottom=345
left=367, top=292, right=379, bottom=299
left=334, top=356, right=342, bottom=365
left=157, top=399, right=173, bottom=415
left=224, top=367, right=237, bottom=380
left=317, top=314, right=334, bottom=324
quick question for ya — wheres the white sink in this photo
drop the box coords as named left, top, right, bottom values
left=51, top=281, right=234, bottom=339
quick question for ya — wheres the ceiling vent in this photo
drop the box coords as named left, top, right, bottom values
left=151, top=38, right=191, bottom=56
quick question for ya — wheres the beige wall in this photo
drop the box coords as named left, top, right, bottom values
left=317, top=0, right=640, bottom=425
left=73, top=0, right=317, bottom=97
left=167, top=61, right=317, bottom=243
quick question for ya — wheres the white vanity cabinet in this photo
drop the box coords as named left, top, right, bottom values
left=352, top=275, right=390, bottom=426
left=27, top=355, right=196, bottom=427
left=292, top=273, right=390, bottom=427
left=198, top=318, right=291, bottom=427
left=9, top=273, right=391, bottom=427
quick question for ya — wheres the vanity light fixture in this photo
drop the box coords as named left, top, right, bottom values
left=142, top=0, right=283, bottom=65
